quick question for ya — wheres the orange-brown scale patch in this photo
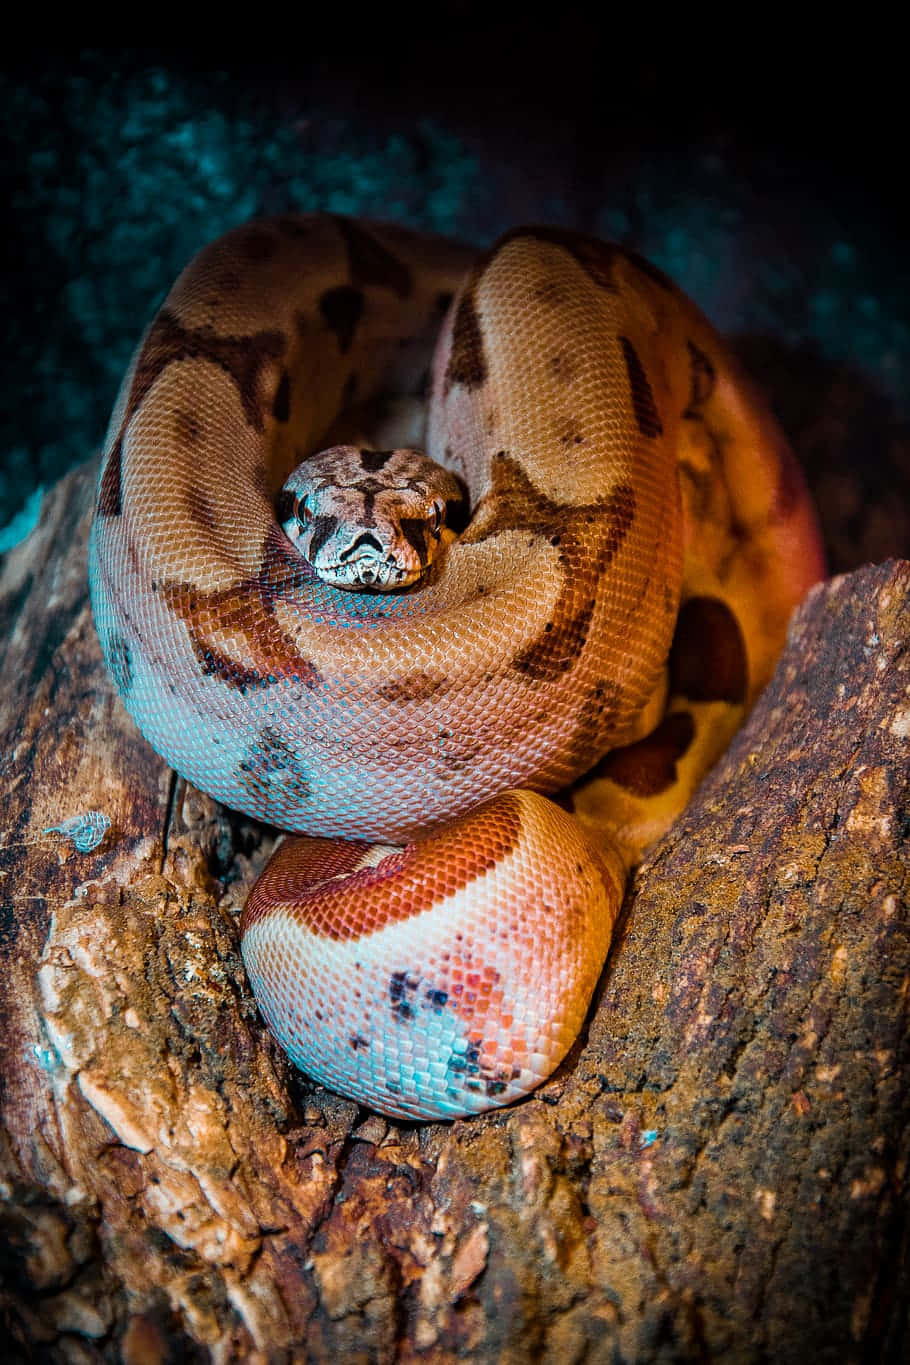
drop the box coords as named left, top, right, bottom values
left=592, top=710, right=696, bottom=797
left=670, top=596, right=748, bottom=704
left=495, top=227, right=621, bottom=293
left=387, top=969, right=499, bottom=1030
left=242, top=792, right=523, bottom=939
left=244, top=839, right=373, bottom=936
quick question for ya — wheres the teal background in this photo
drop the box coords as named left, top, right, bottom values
left=2, top=33, right=906, bottom=567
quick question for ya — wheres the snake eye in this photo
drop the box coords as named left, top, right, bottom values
left=298, top=495, right=314, bottom=526
left=428, top=498, right=445, bottom=538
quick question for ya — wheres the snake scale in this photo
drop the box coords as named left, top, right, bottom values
left=89, top=214, right=824, bottom=1121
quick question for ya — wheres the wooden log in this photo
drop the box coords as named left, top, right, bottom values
left=1, top=459, right=907, bottom=1363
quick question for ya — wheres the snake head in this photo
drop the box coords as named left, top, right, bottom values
left=279, top=445, right=466, bottom=591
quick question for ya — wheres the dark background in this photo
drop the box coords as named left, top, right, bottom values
left=2, top=22, right=906, bottom=567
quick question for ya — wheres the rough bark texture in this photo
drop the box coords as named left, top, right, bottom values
left=1, top=459, right=908, bottom=1364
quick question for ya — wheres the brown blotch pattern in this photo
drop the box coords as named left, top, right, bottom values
left=398, top=517, right=432, bottom=568
left=341, top=370, right=358, bottom=407
left=243, top=792, right=523, bottom=940
left=670, top=596, right=748, bottom=703
left=274, top=216, right=314, bottom=241
left=103, top=632, right=133, bottom=697
left=622, top=248, right=677, bottom=293
left=103, top=310, right=286, bottom=496
left=257, top=522, right=320, bottom=595
left=97, top=442, right=123, bottom=517
left=462, top=452, right=636, bottom=682
left=238, top=725, right=311, bottom=808
left=567, top=679, right=624, bottom=769
left=185, top=485, right=219, bottom=537
left=275, top=488, right=297, bottom=528
left=319, top=285, right=365, bottom=354
left=360, top=449, right=394, bottom=472
left=239, top=227, right=279, bottom=262
left=445, top=286, right=487, bottom=393
left=619, top=336, right=663, bottom=438
left=685, top=339, right=717, bottom=412
left=162, top=525, right=322, bottom=696
left=214, top=267, right=243, bottom=296
left=332, top=216, right=414, bottom=298
left=548, top=351, right=578, bottom=382
left=251, top=462, right=272, bottom=503
left=558, top=417, right=586, bottom=447
left=378, top=672, right=451, bottom=703
left=593, top=710, right=696, bottom=797
left=773, top=444, right=809, bottom=522
left=163, top=574, right=320, bottom=695
left=174, top=409, right=203, bottom=446
left=272, top=370, right=291, bottom=423
left=533, top=277, right=571, bottom=309
left=306, top=515, right=340, bottom=561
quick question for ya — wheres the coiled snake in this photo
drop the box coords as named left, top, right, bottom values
left=89, top=215, right=824, bottom=1120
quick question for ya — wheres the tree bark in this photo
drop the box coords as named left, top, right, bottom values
left=1, top=459, right=908, bottom=1364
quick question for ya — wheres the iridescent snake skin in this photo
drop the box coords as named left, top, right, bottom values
left=89, top=215, right=824, bottom=1120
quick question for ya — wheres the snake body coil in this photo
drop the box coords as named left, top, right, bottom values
left=90, top=215, right=824, bottom=1120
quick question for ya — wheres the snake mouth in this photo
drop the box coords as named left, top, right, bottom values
left=321, top=531, right=423, bottom=590
left=319, top=557, right=421, bottom=591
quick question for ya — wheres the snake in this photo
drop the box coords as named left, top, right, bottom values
left=88, top=213, right=825, bottom=1122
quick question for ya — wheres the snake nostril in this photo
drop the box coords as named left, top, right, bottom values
left=340, top=532, right=383, bottom=559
